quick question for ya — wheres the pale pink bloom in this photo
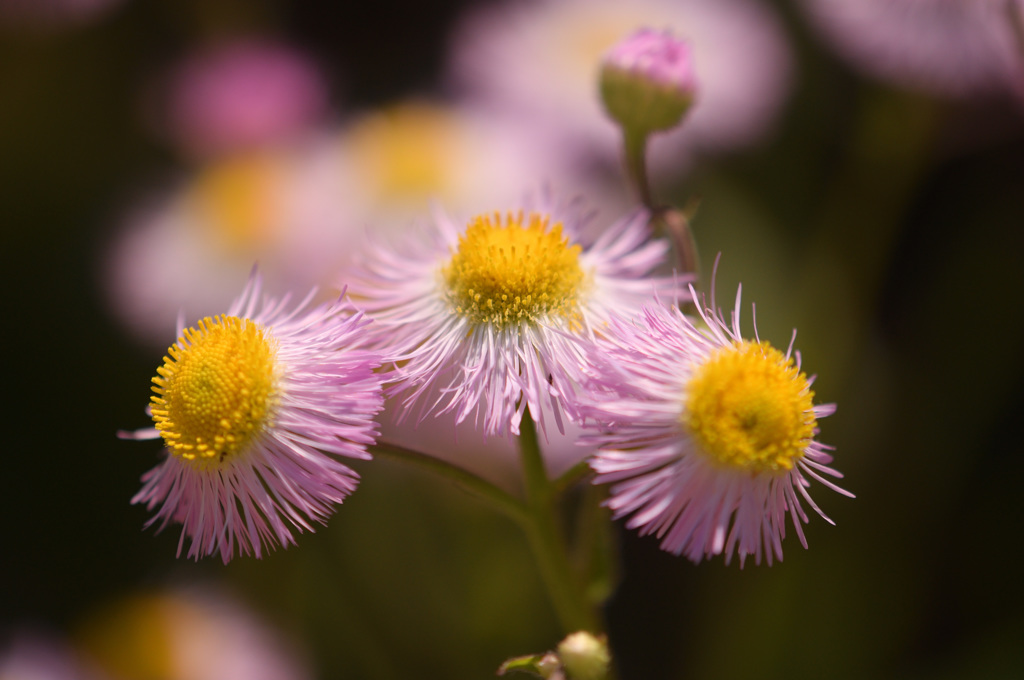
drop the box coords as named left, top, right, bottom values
left=602, top=28, right=697, bottom=95
left=331, top=99, right=632, bottom=243
left=161, top=40, right=329, bottom=159
left=103, top=138, right=354, bottom=347
left=447, top=0, right=792, bottom=172
left=799, top=0, right=1024, bottom=96
left=579, top=287, right=852, bottom=565
left=79, top=586, right=313, bottom=680
left=120, top=271, right=383, bottom=563
left=349, top=193, right=688, bottom=438
left=105, top=102, right=625, bottom=348
left=0, top=634, right=108, bottom=680
left=601, top=29, right=698, bottom=136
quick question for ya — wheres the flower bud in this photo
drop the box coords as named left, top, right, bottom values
left=557, top=631, right=611, bottom=680
left=600, top=29, right=697, bottom=137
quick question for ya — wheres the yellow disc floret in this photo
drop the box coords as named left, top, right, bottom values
left=685, top=341, right=816, bottom=474
left=150, top=315, right=278, bottom=466
left=442, top=212, right=585, bottom=328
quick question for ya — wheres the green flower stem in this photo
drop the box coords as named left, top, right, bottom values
left=518, top=415, right=603, bottom=635
left=370, top=441, right=529, bottom=525
left=623, top=130, right=654, bottom=209
left=572, top=483, right=618, bottom=608
left=653, top=205, right=702, bottom=294
left=552, top=459, right=594, bottom=498
left=623, top=130, right=703, bottom=288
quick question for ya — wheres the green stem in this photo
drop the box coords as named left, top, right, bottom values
left=552, top=459, right=593, bottom=498
left=653, top=205, right=702, bottom=294
left=624, top=130, right=654, bottom=209
left=572, top=483, right=619, bottom=609
left=517, top=415, right=602, bottom=634
left=623, top=129, right=703, bottom=291
left=370, top=441, right=529, bottom=525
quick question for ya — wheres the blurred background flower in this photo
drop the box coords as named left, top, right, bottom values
left=446, top=0, right=793, bottom=178
left=798, top=0, right=1024, bottom=98
left=75, top=585, right=312, bottom=680
left=3, top=1, right=1024, bottom=679
left=0, top=0, right=124, bottom=33
left=154, top=39, right=330, bottom=161
left=103, top=140, right=355, bottom=346
left=0, top=633, right=108, bottom=680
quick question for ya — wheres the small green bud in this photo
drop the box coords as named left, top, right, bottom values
left=600, top=29, right=697, bottom=138
left=557, top=631, right=611, bottom=680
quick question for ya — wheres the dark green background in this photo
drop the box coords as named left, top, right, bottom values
left=3, top=1, right=1023, bottom=678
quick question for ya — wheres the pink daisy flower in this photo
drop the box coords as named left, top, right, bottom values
left=579, top=286, right=852, bottom=566
left=120, top=272, right=384, bottom=563
left=349, top=194, right=689, bottom=438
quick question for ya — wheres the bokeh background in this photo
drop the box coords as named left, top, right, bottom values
left=3, top=0, right=1024, bottom=678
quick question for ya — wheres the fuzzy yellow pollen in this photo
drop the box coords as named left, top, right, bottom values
left=685, top=341, right=816, bottom=474
left=442, top=212, right=585, bottom=328
left=150, top=315, right=277, bottom=467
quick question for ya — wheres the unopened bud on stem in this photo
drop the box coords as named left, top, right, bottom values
left=600, top=29, right=697, bottom=138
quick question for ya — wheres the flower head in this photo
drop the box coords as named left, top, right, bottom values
left=349, top=193, right=688, bottom=438
left=121, top=271, right=384, bottom=563
left=579, top=287, right=852, bottom=565
left=600, top=29, right=697, bottom=136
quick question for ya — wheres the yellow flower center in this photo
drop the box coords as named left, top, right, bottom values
left=190, top=152, right=284, bottom=254
left=442, top=212, right=585, bottom=328
left=345, top=102, right=458, bottom=205
left=150, top=315, right=277, bottom=466
left=685, top=341, right=817, bottom=473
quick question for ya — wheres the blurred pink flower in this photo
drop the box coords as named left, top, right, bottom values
left=161, top=41, right=330, bottom=159
left=332, top=99, right=630, bottom=232
left=104, top=98, right=625, bottom=347
left=0, top=0, right=123, bottom=30
left=0, top=634, right=108, bottom=680
left=103, top=139, right=354, bottom=346
left=799, top=0, right=1024, bottom=96
left=446, top=0, right=792, bottom=173
left=78, top=586, right=313, bottom=680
